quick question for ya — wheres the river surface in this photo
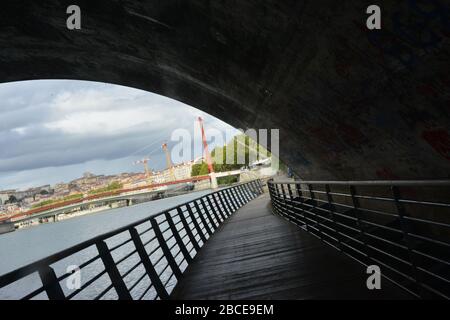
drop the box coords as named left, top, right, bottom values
left=0, top=189, right=212, bottom=299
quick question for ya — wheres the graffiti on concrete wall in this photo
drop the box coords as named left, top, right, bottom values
left=422, top=129, right=450, bottom=161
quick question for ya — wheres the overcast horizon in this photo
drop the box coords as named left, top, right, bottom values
left=0, top=80, right=238, bottom=191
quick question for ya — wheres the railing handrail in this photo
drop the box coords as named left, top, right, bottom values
left=0, top=180, right=263, bottom=294
left=268, top=179, right=450, bottom=187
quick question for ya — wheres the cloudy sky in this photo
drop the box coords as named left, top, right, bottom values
left=0, top=80, right=238, bottom=190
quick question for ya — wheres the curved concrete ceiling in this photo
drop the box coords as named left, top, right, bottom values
left=1, top=0, right=449, bottom=180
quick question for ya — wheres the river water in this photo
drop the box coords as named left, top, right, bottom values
left=0, top=189, right=212, bottom=299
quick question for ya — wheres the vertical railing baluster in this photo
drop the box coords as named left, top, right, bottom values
left=392, top=186, right=423, bottom=296
left=248, top=181, right=257, bottom=197
left=275, top=184, right=281, bottom=198
left=211, top=194, right=226, bottom=221
left=194, top=201, right=213, bottom=235
left=217, top=192, right=231, bottom=216
left=39, top=266, right=65, bottom=300
left=350, top=185, right=370, bottom=259
left=325, top=184, right=342, bottom=251
left=248, top=182, right=255, bottom=197
left=240, top=184, right=252, bottom=202
left=295, top=183, right=304, bottom=202
left=186, top=205, right=207, bottom=244
left=239, top=185, right=249, bottom=203
left=256, top=179, right=264, bottom=194
left=307, top=184, right=323, bottom=240
left=129, top=227, right=169, bottom=299
left=287, top=184, right=293, bottom=200
left=281, top=184, right=287, bottom=202
left=177, top=208, right=201, bottom=252
left=218, top=192, right=231, bottom=217
left=233, top=187, right=244, bottom=208
left=221, top=190, right=235, bottom=214
left=206, top=196, right=222, bottom=225
left=270, top=182, right=281, bottom=216
left=165, top=212, right=192, bottom=263
left=200, top=198, right=218, bottom=229
left=286, top=183, right=303, bottom=225
left=150, top=218, right=182, bottom=279
left=226, top=188, right=238, bottom=210
left=237, top=185, right=247, bottom=203
left=96, top=240, right=132, bottom=300
left=225, top=189, right=237, bottom=212
left=237, top=185, right=247, bottom=206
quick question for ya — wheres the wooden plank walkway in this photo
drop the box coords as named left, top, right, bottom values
left=172, top=194, right=412, bottom=300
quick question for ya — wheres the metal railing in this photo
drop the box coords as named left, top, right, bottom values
left=268, top=179, right=450, bottom=299
left=0, top=180, right=263, bottom=300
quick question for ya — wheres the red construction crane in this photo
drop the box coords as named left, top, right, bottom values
left=198, top=117, right=214, bottom=173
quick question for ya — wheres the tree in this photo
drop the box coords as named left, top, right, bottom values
left=6, top=195, right=17, bottom=204
left=191, top=163, right=209, bottom=177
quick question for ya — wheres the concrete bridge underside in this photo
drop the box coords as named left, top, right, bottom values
left=1, top=0, right=450, bottom=180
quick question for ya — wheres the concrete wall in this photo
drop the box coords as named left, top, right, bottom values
left=1, top=0, right=449, bottom=180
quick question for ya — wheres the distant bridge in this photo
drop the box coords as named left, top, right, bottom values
left=1, top=175, right=212, bottom=225
left=1, top=171, right=247, bottom=227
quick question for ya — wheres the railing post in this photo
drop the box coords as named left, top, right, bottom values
left=325, top=184, right=342, bottom=251
left=165, top=212, right=193, bottom=263
left=233, top=187, right=245, bottom=207
left=281, top=184, right=287, bottom=202
left=206, top=196, right=223, bottom=224
left=248, top=181, right=258, bottom=197
left=269, top=182, right=282, bottom=216
left=185, top=205, right=207, bottom=244
left=256, top=179, right=264, bottom=193
left=275, top=184, right=281, bottom=198
left=219, top=191, right=234, bottom=215
left=200, top=198, right=219, bottom=229
left=295, top=182, right=303, bottom=202
left=237, top=185, right=248, bottom=203
left=194, top=201, right=213, bottom=235
left=349, top=185, right=370, bottom=259
left=38, top=266, right=65, bottom=300
left=177, top=208, right=201, bottom=252
left=242, top=183, right=252, bottom=202
left=150, top=218, right=183, bottom=279
left=217, top=192, right=231, bottom=217
left=216, top=193, right=230, bottom=217
left=287, top=184, right=293, bottom=199
left=225, top=189, right=237, bottom=212
left=129, top=227, right=169, bottom=299
left=287, top=183, right=308, bottom=230
left=236, top=185, right=247, bottom=206
left=211, top=194, right=227, bottom=221
left=307, top=184, right=323, bottom=239
left=391, top=186, right=423, bottom=296
left=96, top=240, right=132, bottom=300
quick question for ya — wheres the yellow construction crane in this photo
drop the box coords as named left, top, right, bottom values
left=162, top=143, right=176, bottom=182
left=133, top=158, right=153, bottom=183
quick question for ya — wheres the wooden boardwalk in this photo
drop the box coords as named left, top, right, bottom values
left=172, top=194, right=412, bottom=300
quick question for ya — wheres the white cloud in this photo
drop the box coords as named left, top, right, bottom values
left=44, top=108, right=167, bottom=136
left=0, top=80, right=237, bottom=190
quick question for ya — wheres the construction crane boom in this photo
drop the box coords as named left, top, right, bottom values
left=162, top=143, right=176, bottom=181
left=198, top=117, right=214, bottom=173
left=133, top=158, right=151, bottom=177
